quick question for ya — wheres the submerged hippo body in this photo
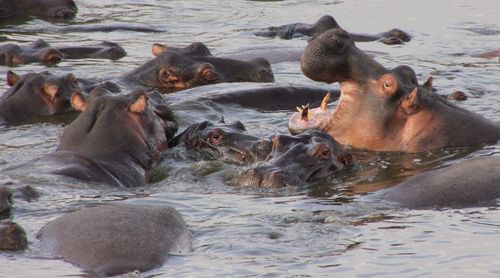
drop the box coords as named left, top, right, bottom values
left=0, top=71, right=80, bottom=125
left=54, top=41, right=127, bottom=60
left=0, top=0, right=77, bottom=19
left=256, top=15, right=411, bottom=45
left=37, top=204, right=192, bottom=276
left=294, top=28, right=500, bottom=152
left=122, top=42, right=274, bottom=92
left=232, top=130, right=352, bottom=188
left=0, top=39, right=62, bottom=66
left=24, top=90, right=177, bottom=187
left=378, top=156, right=500, bottom=209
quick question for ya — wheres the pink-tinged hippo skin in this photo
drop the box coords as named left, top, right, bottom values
left=295, top=28, right=500, bottom=152
left=35, top=90, right=177, bottom=187
left=377, top=156, right=500, bottom=209
left=0, top=71, right=80, bottom=125
left=122, top=42, right=274, bottom=92
left=37, top=204, right=192, bottom=276
left=0, top=0, right=77, bottom=19
left=255, top=15, right=411, bottom=45
left=0, top=39, right=62, bottom=66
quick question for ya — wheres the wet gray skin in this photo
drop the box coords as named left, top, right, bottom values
left=152, top=42, right=213, bottom=57
left=0, top=219, right=27, bottom=251
left=255, top=15, right=411, bottom=45
left=0, top=71, right=80, bottom=125
left=0, top=0, right=77, bottom=19
left=233, top=130, right=352, bottom=188
left=33, top=90, right=178, bottom=187
left=0, top=39, right=62, bottom=66
left=122, top=43, right=274, bottom=92
left=171, top=120, right=273, bottom=164
left=55, top=41, right=127, bottom=60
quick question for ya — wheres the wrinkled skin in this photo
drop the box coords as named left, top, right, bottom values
left=378, top=156, right=500, bottom=209
left=0, top=0, right=77, bottom=19
left=0, top=39, right=62, bottom=66
left=54, top=41, right=127, bottom=60
left=122, top=42, right=274, bottom=91
left=296, top=28, right=500, bottom=152
left=233, top=130, right=352, bottom=188
left=37, top=204, right=192, bottom=276
left=0, top=71, right=80, bottom=124
left=171, top=120, right=273, bottom=164
left=0, top=219, right=27, bottom=251
left=255, top=15, right=411, bottom=45
left=37, top=90, right=178, bottom=187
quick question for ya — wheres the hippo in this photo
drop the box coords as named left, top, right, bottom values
left=24, top=89, right=178, bottom=187
left=255, top=15, right=411, bottom=45
left=0, top=187, right=11, bottom=216
left=122, top=43, right=274, bottom=92
left=37, top=204, right=192, bottom=276
left=0, top=219, right=27, bottom=251
left=0, top=71, right=80, bottom=125
left=0, top=39, right=62, bottom=66
left=377, top=156, right=500, bottom=209
left=0, top=0, right=77, bottom=19
left=232, top=130, right=352, bottom=188
left=170, top=120, right=273, bottom=164
left=54, top=41, right=126, bottom=60
left=292, top=28, right=500, bottom=152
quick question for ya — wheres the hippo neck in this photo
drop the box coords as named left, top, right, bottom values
left=122, top=58, right=161, bottom=86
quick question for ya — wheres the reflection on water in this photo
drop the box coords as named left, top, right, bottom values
left=1, top=0, right=500, bottom=277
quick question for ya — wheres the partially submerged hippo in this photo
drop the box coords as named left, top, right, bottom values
left=0, top=71, right=80, bottom=125
left=292, top=28, right=500, bottom=152
left=37, top=204, right=192, bottom=276
left=378, top=156, right=500, bottom=209
left=256, top=15, right=411, bottom=45
left=0, top=219, right=27, bottom=251
left=0, top=0, right=77, bottom=19
left=232, top=130, right=352, bottom=188
left=171, top=120, right=272, bottom=164
left=29, top=89, right=177, bottom=187
left=0, top=39, right=62, bottom=66
left=54, top=41, right=127, bottom=60
left=122, top=42, right=274, bottom=91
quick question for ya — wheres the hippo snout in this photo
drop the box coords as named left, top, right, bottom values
left=235, top=166, right=286, bottom=188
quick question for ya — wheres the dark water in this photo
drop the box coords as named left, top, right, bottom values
left=1, top=0, right=499, bottom=277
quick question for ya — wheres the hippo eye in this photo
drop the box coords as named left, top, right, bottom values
left=313, top=143, right=331, bottom=159
left=208, top=129, right=225, bottom=145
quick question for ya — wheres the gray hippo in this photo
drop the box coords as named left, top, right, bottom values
left=256, top=15, right=411, bottom=45
left=0, top=219, right=27, bottom=251
left=37, top=204, right=192, bottom=276
left=292, top=28, right=500, bottom=152
left=0, top=0, right=77, bottom=19
left=378, top=156, right=500, bottom=209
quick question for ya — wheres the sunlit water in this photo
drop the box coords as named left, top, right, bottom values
left=1, top=0, right=499, bottom=277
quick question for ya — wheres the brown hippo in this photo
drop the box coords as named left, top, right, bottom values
left=54, top=41, right=126, bottom=60
left=0, top=219, right=27, bottom=251
left=232, top=130, right=352, bottom=188
left=25, top=89, right=178, bottom=187
left=377, top=155, right=500, bottom=209
left=0, top=71, right=80, bottom=125
left=122, top=43, right=274, bottom=92
left=255, top=15, right=411, bottom=45
left=293, top=28, right=500, bottom=152
left=0, top=0, right=77, bottom=19
left=37, top=204, right=192, bottom=276
left=0, top=39, right=62, bottom=66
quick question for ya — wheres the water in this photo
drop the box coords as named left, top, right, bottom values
left=1, top=0, right=500, bottom=277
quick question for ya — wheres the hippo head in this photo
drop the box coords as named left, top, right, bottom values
left=297, top=28, right=500, bottom=152
left=0, top=71, right=80, bottom=123
left=232, top=130, right=352, bottom=188
left=59, top=90, right=177, bottom=169
left=172, top=120, right=272, bottom=164
left=307, top=15, right=341, bottom=36
left=97, top=41, right=127, bottom=60
left=17, top=0, right=78, bottom=19
left=0, top=39, right=62, bottom=66
left=152, top=42, right=213, bottom=57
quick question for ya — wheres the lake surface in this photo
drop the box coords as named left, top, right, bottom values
left=1, top=0, right=499, bottom=277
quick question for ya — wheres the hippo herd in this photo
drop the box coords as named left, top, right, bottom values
left=1, top=0, right=499, bottom=276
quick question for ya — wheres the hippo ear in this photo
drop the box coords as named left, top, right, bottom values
left=129, top=94, right=147, bottom=113
left=423, top=76, right=433, bottom=91
left=6, top=71, right=20, bottom=86
left=196, top=63, right=219, bottom=83
left=42, top=83, right=59, bottom=101
left=152, top=43, right=167, bottom=56
left=379, top=73, right=399, bottom=95
left=401, top=88, right=421, bottom=115
left=71, top=92, right=87, bottom=112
